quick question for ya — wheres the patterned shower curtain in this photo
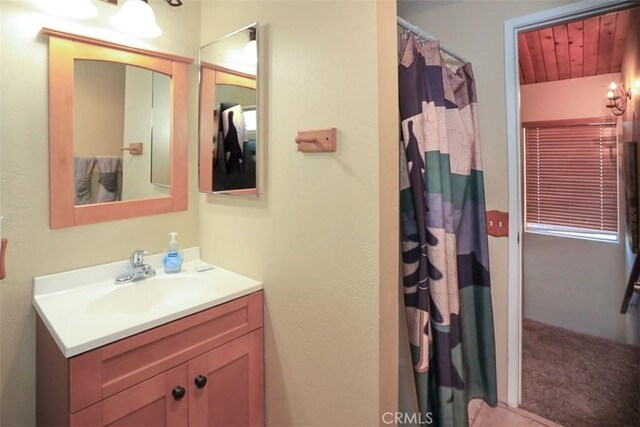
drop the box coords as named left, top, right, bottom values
left=399, top=33, right=497, bottom=426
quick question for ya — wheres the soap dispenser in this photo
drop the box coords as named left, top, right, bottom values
left=163, top=232, right=184, bottom=274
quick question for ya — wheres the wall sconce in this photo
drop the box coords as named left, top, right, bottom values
left=110, top=0, right=161, bottom=38
left=606, top=82, right=632, bottom=116
left=243, top=27, right=257, bottom=65
left=109, top=0, right=182, bottom=38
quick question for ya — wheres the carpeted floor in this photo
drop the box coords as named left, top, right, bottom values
left=521, top=318, right=640, bottom=427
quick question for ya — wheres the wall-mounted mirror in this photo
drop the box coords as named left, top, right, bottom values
left=74, top=61, right=171, bottom=204
left=44, top=28, right=193, bottom=228
left=199, top=23, right=259, bottom=197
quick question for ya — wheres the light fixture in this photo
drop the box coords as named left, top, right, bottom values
left=243, top=27, right=257, bottom=65
left=110, top=0, right=162, bottom=38
left=606, top=81, right=632, bottom=116
left=34, top=0, right=98, bottom=19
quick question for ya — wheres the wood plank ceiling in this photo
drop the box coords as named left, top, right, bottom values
left=518, top=9, right=634, bottom=85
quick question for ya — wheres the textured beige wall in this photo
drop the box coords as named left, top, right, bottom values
left=0, top=1, right=201, bottom=425
left=74, top=60, right=125, bottom=157
left=397, top=0, right=575, bottom=402
left=199, top=1, right=396, bottom=425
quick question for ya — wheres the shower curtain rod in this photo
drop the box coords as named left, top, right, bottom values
left=397, top=16, right=470, bottom=64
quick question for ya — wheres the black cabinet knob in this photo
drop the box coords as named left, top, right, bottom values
left=172, top=386, right=186, bottom=400
left=194, top=375, right=208, bottom=389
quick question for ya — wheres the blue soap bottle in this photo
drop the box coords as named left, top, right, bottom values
left=163, top=232, right=183, bottom=273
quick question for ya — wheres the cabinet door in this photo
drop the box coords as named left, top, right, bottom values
left=188, top=329, right=264, bottom=427
left=72, top=364, right=189, bottom=427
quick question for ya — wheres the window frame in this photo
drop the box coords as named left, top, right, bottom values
left=522, top=117, right=619, bottom=243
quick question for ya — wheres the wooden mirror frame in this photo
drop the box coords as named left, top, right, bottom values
left=43, top=28, right=193, bottom=229
left=198, top=63, right=257, bottom=196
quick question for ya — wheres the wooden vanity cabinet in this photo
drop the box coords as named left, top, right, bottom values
left=36, top=291, right=264, bottom=427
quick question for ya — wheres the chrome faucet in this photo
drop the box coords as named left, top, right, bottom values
left=115, top=249, right=156, bottom=284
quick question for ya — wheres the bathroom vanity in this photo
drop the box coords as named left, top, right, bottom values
left=33, top=248, right=264, bottom=426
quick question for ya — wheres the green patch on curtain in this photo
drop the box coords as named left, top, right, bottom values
left=459, top=285, right=498, bottom=405
left=423, top=151, right=486, bottom=208
left=401, top=187, right=416, bottom=213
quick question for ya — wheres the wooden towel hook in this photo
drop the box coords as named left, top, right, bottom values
left=295, top=128, right=337, bottom=152
left=295, top=136, right=320, bottom=144
left=120, top=143, right=143, bottom=155
left=0, top=238, right=7, bottom=280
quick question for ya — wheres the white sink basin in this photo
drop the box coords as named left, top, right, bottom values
left=32, top=248, right=262, bottom=358
left=87, top=275, right=214, bottom=316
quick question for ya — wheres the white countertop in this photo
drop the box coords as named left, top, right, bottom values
left=33, top=247, right=262, bottom=358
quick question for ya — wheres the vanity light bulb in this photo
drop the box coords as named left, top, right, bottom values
left=110, top=0, right=162, bottom=38
left=34, top=0, right=98, bottom=19
left=609, top=82, right=618, bottom=91
left=607, top=90, right=615, bottom=99
left=243, top=39, right=257, bottom=65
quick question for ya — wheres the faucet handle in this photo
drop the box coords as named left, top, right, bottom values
left=130, top=249, right=149, bottom=267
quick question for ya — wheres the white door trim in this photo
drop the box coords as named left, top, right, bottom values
left=504, top=0, right=639, bottom=407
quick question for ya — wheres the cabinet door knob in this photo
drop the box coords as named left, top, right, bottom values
left=194, top=375, right=208, bottom=389
left=172, top=386, right=186, bottom=400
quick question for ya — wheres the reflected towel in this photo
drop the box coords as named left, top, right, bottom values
left=74, top=156, right=97, bottom=205
left=222, top=105, right=247, bottom=172
left=96, top=156, right=122, bottom=203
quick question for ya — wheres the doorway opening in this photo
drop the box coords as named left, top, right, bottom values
left=505, top=0, right=640, bottom=425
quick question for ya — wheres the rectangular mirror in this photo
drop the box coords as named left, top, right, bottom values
left=199, top=23, right=259, bottom=197
left=44, top=28, right=193, bottom=228
left=74, top=60, right=171, bottom=204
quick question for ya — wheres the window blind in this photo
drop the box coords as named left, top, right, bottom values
left=523, top=117, right=618, bottom=235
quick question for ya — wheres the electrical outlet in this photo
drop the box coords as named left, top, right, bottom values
left=486, top=210, right=509, bottom=237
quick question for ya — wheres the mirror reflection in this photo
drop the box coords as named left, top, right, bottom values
left=212, top=85, right=256, bottom=192
left=199, top=24, right=258, bottom=197
left=73, top=60, right=171, bottom=206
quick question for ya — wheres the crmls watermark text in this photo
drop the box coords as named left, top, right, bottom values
left=382, top=412, right=434, bottom=425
